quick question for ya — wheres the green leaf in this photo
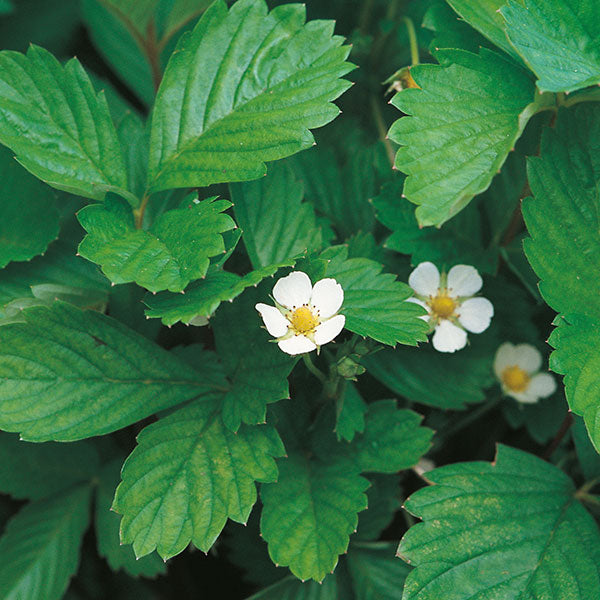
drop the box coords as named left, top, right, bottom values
left=502, top=393, right=566, bottom=444
left=101, top=0, right=158, bottom=34
left=573, top=416, right=600, bottom=481
left=0, top=302, right=222, bottom=441
left=78, top=194, right=236, bottom=293
left=95, top=460, right=166, bottom=578
left=0, top=485, right=91, bottom=600
left=0, top=0, right=13, bottom=15
left=501, top=0, right=600, bottom=93
left=355, top=475, right=401, bottom=541
left=160, top=0, right=213, bottom=40
left=245, top=575, right=338, bottom=599
left=0, top=433, right=98, bottom=500
left=230, top=162, right=321, bottom=269
left=364, top=344, right=494, bottom=409
left=0, top=146, right=59, bottom=268
left=260, top=451, right=369, bottom=582
left=113, top=398, right=284, bottom=560
left=322, top=246, right=429, bottom=346
left=335, top=383, right=367, bottom=443
left=212, top=284, right=297, bottom=431
left=390, top=48, right=536, bottom=226
left=0, top=45, right=131, bottom=202
left=146, top=0, right=353, bottom=193
left=399, top=445, right=600, bottom=599
left=446, top=0, right=520, bottom=60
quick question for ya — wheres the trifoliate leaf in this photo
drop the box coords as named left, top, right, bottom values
left=147, top=0, right=353, bottom=192
left=390, top=48, right=537, bottom=226
left=95, top=460, right=166, bottom=578
left=212, top=284, right=297, bottom=431
left=78, top=194, right=235, bottom=293
left=230, top=162, right=321, bottom=269
left=0, top=45, right=131, bottom=202
left=113, top=398, right=284, bottom=560
left=335, top=383, right=367, bottom=443
left=0, top=485, right=91, bottom=600
left=245, top=575, right=338, bottom=599
left=364, top=344, right=494, bottom=409
left=400, top=445, right=600, bottom=599
left=322, top=246, right=429, bottom=346
left=0, top=433, right=98, bottom=501
left=0, top=146, right=59, bottom=268
left=355, top=475, right=401, bottom=541
left=0, top=302, right=223, bottom=441
left=260, top=451, right=369, bottom=582
left=144, top=262, right=293, bottom=326
left=501, top=0, right=600, bottom=93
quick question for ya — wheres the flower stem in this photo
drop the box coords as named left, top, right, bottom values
left=543, top=412, right=573, bottom=461
left=403, top=17, right=419, bottom=66
left=302, top=354, right=328, bottom=385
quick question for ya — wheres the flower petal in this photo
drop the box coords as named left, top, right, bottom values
left=508, top=389, right=539, bottom=404
left=512, top=343, right=543, bottom=374
left=256, top=303, right=289, bottom=338
left=493, top=342, right=517, bottom=379
left=447, top=264, right=482, bottom=297
left=272, top=271, right=312, bottom=309
left=278, top=335, right=316, bottom=355
left=408, top=262, right=440, bottom=296
left=528, top=373, right=556, bottom=398
left=310, top=278, right=344, bottom=319
left=314, top=314, right=346, bottom=346
left=457, top=297, right=494, bottom=333
left=432, top=320, right=467, bottom=353
left=406, top=297, right=431, bottom=322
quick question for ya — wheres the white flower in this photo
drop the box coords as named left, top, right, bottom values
left=255, top=271, right=346, bottom=355
left=494, top=342, right=557, bottom=404
left=407, top=261, right=494, bottom=353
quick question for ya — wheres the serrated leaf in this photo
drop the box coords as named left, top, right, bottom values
left=144, top=261, right=293, bottom=326
left=399, top=445, right=600, bottom=599
left=501, top=0, right=600, bottom=93
left=573, top=416, right=600, bottom=481
left=260, top=451, right=369, bottom=582
left=0, top=146, right=59, bottom=268
left=390, top=48, right=536, bottom=226
left=335, top=383, right=367, bottom=443
left=78, top=194, right=235, bottom=293
left=0, top=45, right=131, bottom=202
left=113, top=398, right=284, bottom=560
left=355, top=475, right=401, bottom=541
left=0, top=302, right=222, bottom=441
left=212, top=284, right=297, bottom=431
left=147, top=0, right=353, bottom=192
left=322, top=246, right=429, bottom=346
left=0, top=433, right=98, bottom=500
left=230, top=162, right=321, bottom=269
left=245, top=575, right=338, bottom=599
left=0, top=485, right=91, bottom=600
left=95, top=460, right=166, bottom=578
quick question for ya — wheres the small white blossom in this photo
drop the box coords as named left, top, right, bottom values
left=494, top=342, right=556, bottom=404
left=407, top=261, right=494, bottom=353
left=256, top=271, right=346, bottom=356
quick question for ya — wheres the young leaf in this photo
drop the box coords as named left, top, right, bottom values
left=113, top=398, right=285, bottom=560
left=230, top=162, right=321, bottom=269
left=0, top=302, right=223, bottom=441
left=322, top=246, right=429, bottom=346
left=0, top=45, right=131, bottom=202
left=260, top=451, right=369, bottom=582
left=78, top=194, right=236, bottom=293
left=501, top=0, right=600, bottom=93
left=390, top=48, right=536, bottom=226
left=146, top=0, right=353, bottom=192
left=0, top=146, right=59, bottom=268
left=399, top=445, right=600, bottom=599
left=0, top=485, right=91, bottom=600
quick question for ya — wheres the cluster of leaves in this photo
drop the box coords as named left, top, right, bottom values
left=0, top=0, right=600, bottom=598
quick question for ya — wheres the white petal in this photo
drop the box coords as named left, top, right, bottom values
left=278, top=335, right=316, bottom=355
left=408, top=262, right=440, bottom=296
left=314, top=314, right=346, bottom=346
left=310, top=278, right=344, bottom=319
left=256, top=303, right=289, bottom=338
left=528, top=373, right=557, bottom=398
left=508, top=389, right=539, bottom=404
left=446, top=265, right=482, bottom=297
left=272, top=271, right=312, bottom=309
left=432, top=320, right=468, bottom=353
left=406, top=297, right=431, bottom=322
left=457, top=297, right=493, bottom=333
left=494, top=342, right=517, bottom=379
left=512, top=343, right=543, bottom=374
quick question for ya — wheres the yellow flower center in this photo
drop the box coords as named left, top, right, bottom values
left=289, top=306, right=319, bottom=334
left=429, top=295, right=457, bottom=319
left=501, top=366, right=530, bottom=392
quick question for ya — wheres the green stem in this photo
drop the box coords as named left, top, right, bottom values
left=370, top=95, right=396, bottom=168
left=562, top=88, right=600, bottom=108
left=403, top=17, right=419, bottom=66
left=359, top=0, right=376, bottom=33
left=133, top=193, right=150, bottom=229
left=577, top=493, right=600, bottom=507
left=302, top=354, right=328, bottom=385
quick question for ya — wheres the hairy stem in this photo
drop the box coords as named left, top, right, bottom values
left=303, top=353, right=328, bottom=385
